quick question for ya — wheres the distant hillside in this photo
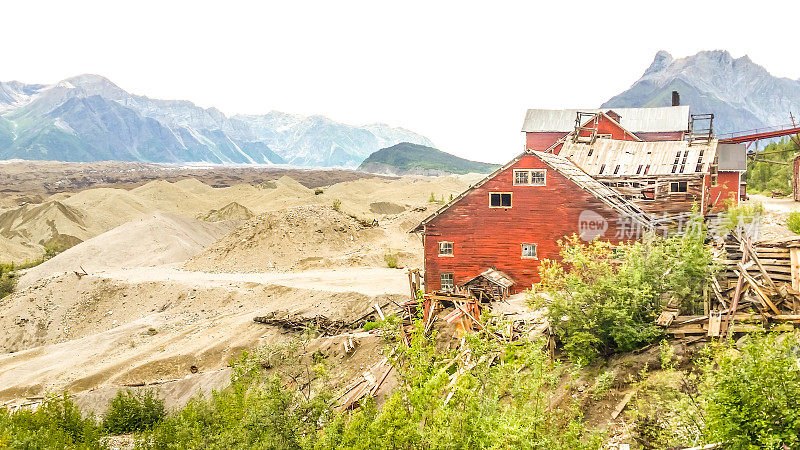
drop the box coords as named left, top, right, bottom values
left=603, top=50, right=800, bottom=135
left=358, top=142, right=499, bottom=176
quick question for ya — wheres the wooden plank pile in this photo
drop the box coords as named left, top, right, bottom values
left=662, top=230, right=800, bottom=337
left=336, top=358, right=393, bottom=411
left=253, top=310, right=349, bottom=336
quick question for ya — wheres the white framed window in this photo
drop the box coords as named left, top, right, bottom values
left=438, top=241, right=453, bottom=256
left=514, top=170, right=529, bottom=185
left=440, top=273, right=454, bottom=291
left=670, top=181, right=688, bottom=193
left=489, top=192, right=512, bottom=208
left=521, top=243, right=537, bottom=259
left=513, top=169, right=546, bottom=186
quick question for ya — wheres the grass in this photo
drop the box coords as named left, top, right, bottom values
left=384, top=252, right=399, bottom=268
left=787, top=211, right=800, bottom=234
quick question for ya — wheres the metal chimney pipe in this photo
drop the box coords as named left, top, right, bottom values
left=672, top=91, right=680, bottom=106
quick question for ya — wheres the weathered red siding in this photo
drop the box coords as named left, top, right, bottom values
left=525, top=132, right=568, bottom=151
left=707, top=171, right=741, bottom=212
left=423, top=154, right=629, bottom=293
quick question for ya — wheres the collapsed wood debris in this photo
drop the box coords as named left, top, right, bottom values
left=336, top=358, right=393, bottom=411
left=660, top=228, right=800, bottom=337
left=253, top=310, right=349, bottom=336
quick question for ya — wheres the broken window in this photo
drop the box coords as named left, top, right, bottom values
left=695, top=149, right=705, bottom=172
left=438, top=241, right=453, bottom=256
left=440, top=273, right=454, bottom=291
left=521, top=243, right=537, bottom=259
left=670, top=181, right=688, bottom=193
left=489, top=192, right=512, bottom=208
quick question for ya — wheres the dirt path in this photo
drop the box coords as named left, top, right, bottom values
left=95, top=266, right=410, bottom=297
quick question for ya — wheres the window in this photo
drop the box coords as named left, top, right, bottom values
left=440, top=273, right=454, bottom=291
left=599, top=164, right=606, bottom=174
left=613, top=165, right=620, bottom=175
left=644, top=164, right=650, bottom=174
left=489, top=192, right=512, bottom=208
left=513, top=169, right=546, bottom=186
left=636, top=165, right=643, bottom=175
left=521, top=243, right=537, bottom=259
left=670, top=181, right=688, bottom=193
left=438, top=241, right=453, bottom=256
left=529, top=170, right=545, bottom=185
left=514, top=170, right=529, bottom=185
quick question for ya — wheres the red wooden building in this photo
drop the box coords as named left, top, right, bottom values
left=523, top=108, right=746, bottom=213
left=412, top=151, right=651, bottom=294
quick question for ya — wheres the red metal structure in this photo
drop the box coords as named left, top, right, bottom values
left=718, top=124, right=800, bottom=145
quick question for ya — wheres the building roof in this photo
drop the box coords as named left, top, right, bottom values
left=559, top=139, right=718, bottom=176
left=411, top=150, right=653, bottom=232
left=521, top=106, right=690, bottom=133
left=464, top=268, right=515, bottom=289
left=533, top=151, right=652, bottom=227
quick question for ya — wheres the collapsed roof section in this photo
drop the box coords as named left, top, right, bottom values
left=559, top=138, right=719, bottom=176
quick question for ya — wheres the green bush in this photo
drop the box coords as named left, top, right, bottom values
left=746, top=138, right=797, bottom=194
left=314, top=188, right=324, bottom=195
left=787, top=211, right=800, bottom=234
left=0, top=393, right=104, bottom=449
left=383, top=252, right=399, bottom=268
left=534, top=223, right=716, bottom=364
left=312, top=322, right=601, bottom=449
left=0, top=270, right=15, bottom=299
left=102, top=389, right=165, bottom=434
left=332, top=199, right=342, bottom=212
left=699, top=332, right=800, bottom=449
left=362, top=321, right=380, bottom=332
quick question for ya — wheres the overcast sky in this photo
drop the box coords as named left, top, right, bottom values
left=4, top=0, right=800, bottom=163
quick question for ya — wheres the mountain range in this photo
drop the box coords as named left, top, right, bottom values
left=603, top=50, right=800, bottom=135
left=0, top=75, right=433, bottom=167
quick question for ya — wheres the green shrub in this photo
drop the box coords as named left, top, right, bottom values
left=0, top=271, right=15, bottom=299
left=0, top=393, right=104, bottom=449
left=314, top=188, right=324, bottom=195
left=699, top=332, right=800, bottom=449
left=363, top=321, right=380, bottom=332
left=712, top=201, right=764, bottom=237
left=102, top=389, right=165, bottom=434
left=787, top=211, right=800, bottom=234
left=534, top=222, right=716, bottom=365
left=312, top=321, right=601, bottom=449
left=383, top=252, right=399, bottom=268
left=332, top=199, right=342, bottom=212
left=428, top=192, right=436, bottom=203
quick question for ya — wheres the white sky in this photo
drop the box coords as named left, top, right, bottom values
left=3, top=0, right=800, bottom=163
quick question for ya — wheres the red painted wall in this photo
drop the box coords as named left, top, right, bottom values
left=525, top=132, right=568, bottom=151
left=422, top=154, right=630, bottom=293
left=707, top=171, right=741, bottom=212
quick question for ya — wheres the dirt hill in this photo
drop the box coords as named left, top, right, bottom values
left=19, top=213, right=235, bottom=288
